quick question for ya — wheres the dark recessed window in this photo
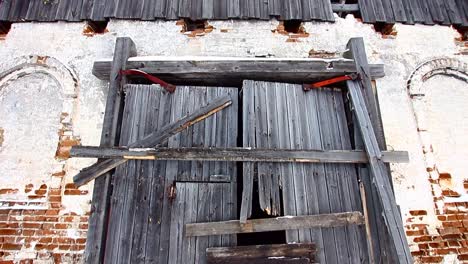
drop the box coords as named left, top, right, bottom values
left=184, top=19, right=206, bottom=32
left=0, top=22, right=12, bottom=35
left=283, top=20, right=303, bottom=34
left=83, top=20, right=109, bottom=35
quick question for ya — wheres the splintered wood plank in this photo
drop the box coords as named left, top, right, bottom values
left=242, top=80, right=368, bottom=263
left=277, top=83, right=299, bottom=243
left=255, top=82, right=273, bottom=214
left=185, top=212, right=365, bottom=236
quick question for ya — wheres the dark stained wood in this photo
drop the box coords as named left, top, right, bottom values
left=185, top=212, right=365, bottom=236
left=84, top=37, right=136, bottom=264
left=347, top=80, right=412, bottom=264
left=206, top=243, right=316, bottom=264
left=92, top=57, right=386, bottom=82
left=73, top=94, right=233, bottom=186
left=70, top=146, right=409, bottom=163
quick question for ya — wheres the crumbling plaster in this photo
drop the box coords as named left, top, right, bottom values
left=0, top=14, right=466, bottom=257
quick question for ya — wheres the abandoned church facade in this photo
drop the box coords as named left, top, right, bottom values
left=0, top=0, right=467, bottom=263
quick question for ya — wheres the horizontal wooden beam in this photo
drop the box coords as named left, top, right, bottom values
left=92, top=57, right=385, bottom=86
left=69, top=146, right=409, bottom=164
left=72, top=95, right=233, bottom=187
left=185, top=212, right=365, bottom=236
left=207, top=244, right=316, bottom=264
left=332, top=3, right=360, bottom=12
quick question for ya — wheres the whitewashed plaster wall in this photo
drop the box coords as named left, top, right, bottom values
left=0, top=14, right=466, bottom=258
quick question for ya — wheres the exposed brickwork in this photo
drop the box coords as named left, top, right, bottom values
left=273, top=21, right=310, bottom=43
left=0, top=93, right=86, bottom=262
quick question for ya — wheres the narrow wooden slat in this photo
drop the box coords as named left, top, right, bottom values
left=185, top=212, right=365, bottom=236
left=279, top=83, right=299, bottom=243
left=73, top=94, right=233, bottom=186
left=240, top=80, right=255, bottom=223
left=144, top=85, right=173, bottom=263
left=347, top=80, right=412, bottom=264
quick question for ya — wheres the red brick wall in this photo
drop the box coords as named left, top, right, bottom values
left=0, top=111, right=89, bottom=263
left=406, top=177, right=468, bottom=263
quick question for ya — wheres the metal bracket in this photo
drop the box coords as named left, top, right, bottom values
left=120, top=69, right=176, bottom=93
left=303, top=73, right=359, bottom=91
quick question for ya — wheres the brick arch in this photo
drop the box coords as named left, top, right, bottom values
left=0, top=55, right=81, bottom=205
left=407, top=57, right=468, bottom=97
left=406, top=58, right=468, bottom=262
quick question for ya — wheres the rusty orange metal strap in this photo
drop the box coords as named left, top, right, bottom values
left=120, top=69, right=176, bottom=93
left=303, top=73, right=359, bottom=91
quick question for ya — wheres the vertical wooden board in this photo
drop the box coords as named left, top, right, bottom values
left=145, top=88, right=173, bottom=264
left=442, top=0, right=461, bottom=25
left=317, top=89, right=350, bottom=263
left=275, top=83, right=299, bottom=243
left=158, top=86, right=185, bottom=264
left=130, top=87, right=161, bottom=263
left=228, top=0, right=241, bottom=17
left=115, top=86, right=151, bottom=263
left=181, top=183, right=199, bottom=264
left=265, top=83, right=281, bottom=216
left=202, top=0, right=214, bottom=18
left=240, top=81, right=255, bottom=221
left=288, top=86, right=310, bottom=242
left=254, top=82, right=272, bottom=214
left=301, top=89, right=326, bottom=264
left=194, top=183, right=211, bottom=264
left=357, top=0, right=376, bottom=23
left=333, top=90, right=369, bottom=263
left=103, top=85, right=139, bottom=264
left=208, top=181, right=224, bottom=248
left=167, top=182, right=187, bottom=264
left=190, top=88, right=207, bottom=181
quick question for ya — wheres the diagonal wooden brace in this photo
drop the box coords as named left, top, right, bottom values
left=73, top=95, right=233, bottom=187
left=347, top=79, right=412, bottom=264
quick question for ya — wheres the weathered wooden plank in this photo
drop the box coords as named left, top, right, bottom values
left=240, top=80, right=255, bottom=223
left=333, top=89, right=369, bottom=263
left=255, top=81, right=273, bottom=215
left=206, top=243, right=316, bottom=264
left=289, top=85, right=310, bottom=242
left=185, top=212, right=365, bottom=236
left=84, top=37, right=136, bottom=264
left=317, top=89, right=349, bottom=263
left=275, top=83, right=299, bottom=243
left=73, top=94, right=233, bottom=186
left=104, top=84, right=141, bottom=264
left=92, top=57, right=386, bottom=81
left=70, top=146, right=409, bottom=164
left=347, top=80, right=412, bottom=264
left=345, top=37, right=397, bottom=263
left=144, top=85, right=172, bottom=264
